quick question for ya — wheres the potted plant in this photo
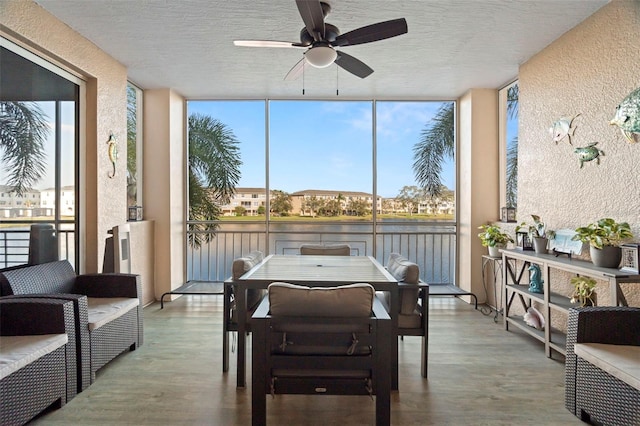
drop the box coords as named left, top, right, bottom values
left=572, top=218, right=633, bottom=268
left=516, top=215, right=555, bottom=254
left=477, top=224, right=514, bottom=257
left=569, top=276, right=597, bottom=307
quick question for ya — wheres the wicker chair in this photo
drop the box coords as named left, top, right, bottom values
left=222, top=251, right=265, bottom=377
left=251, top=282, right=391, bottom=426
left=565, top=306, right=640, bottom=425
left=0, top=298, right=76, bottom=425
left=299, top=243, right=351, bottom=256
left=0, top=260, right=143, bottom=388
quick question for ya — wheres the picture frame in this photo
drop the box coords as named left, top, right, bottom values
left=620, top=243, right=640, bottom=274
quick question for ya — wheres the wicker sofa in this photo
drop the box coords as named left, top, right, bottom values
left=0, top=260, right=143, bottom=391
left=565, top=306, right=640, bottom=425
left=0, top=298, right=76, bottom=425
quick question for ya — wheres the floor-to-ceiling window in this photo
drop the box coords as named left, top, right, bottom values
left=500, top=81, right=519, bottom=211
left=0, top=38, right=81, bottom=268
left=185, top=99, right=455, bottom=283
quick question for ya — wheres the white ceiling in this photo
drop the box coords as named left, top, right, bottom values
left=35, top=0, right=608, bottom=100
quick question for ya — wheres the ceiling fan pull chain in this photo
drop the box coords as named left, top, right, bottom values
left=302, top=64, right=305, bottom=95
left=336, top=65, right=339, bottom=96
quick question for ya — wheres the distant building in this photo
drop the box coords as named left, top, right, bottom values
left=0, top=185, right=75, bottom=218
left=220, top=187, right=267, bottom=216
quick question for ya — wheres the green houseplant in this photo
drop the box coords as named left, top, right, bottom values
left=516, top=215, right=555, bottom=254
left=569, top=276, right=597, bottom=307
left=478, top=224, right=513, bottom=257
left=572, top=218, right=633, bottom=268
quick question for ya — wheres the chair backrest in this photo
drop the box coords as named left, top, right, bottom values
left=386, top=253, right=420, bottom=315
left=299, top=243, right=351, bottom=256
left=268, top=282, right=374, bottom=317
left=0, top=260, right=76, bottom=296
left=232, top=251, right=264, bottom=308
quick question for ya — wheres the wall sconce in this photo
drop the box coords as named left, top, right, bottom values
left=501, top=207, right=516, bottom=223
left=128, top=206, right=143, bottom=221
left=516, top=231, right=533, bottom=251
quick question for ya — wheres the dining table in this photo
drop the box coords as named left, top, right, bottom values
left=232, top=254, right=399, bottom=390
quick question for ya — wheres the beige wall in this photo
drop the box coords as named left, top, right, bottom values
left=518, top=0, right=640, bottom=306
left=458, top=89, right=499, bottom=302
left=144, top=89, right=186, bottom=300
left=1, top=0, right=128, bottom=273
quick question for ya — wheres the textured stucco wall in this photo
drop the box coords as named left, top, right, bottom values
left=1, top=0, right=129, bottom=272
left=518, top=0, right=640, bottom=309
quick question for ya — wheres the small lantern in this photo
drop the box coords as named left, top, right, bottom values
left=620, top=243, right=640, bottom=274
left=516, top=231, right=533, bottom=251
left=128, top=205, right=143, bottom=221
left=501, top=206, right=516, bottom=223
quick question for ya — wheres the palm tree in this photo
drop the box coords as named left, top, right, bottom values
left=188, top=113, right=242, bottom=247
left=0, top=101, right=49, bottom=195
left=413, top=85, right=519, bottom=198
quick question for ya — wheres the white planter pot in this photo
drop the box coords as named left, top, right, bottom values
left=488, top=245, right=503, bottom=258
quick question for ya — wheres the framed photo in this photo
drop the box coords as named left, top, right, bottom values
left=620, top=243, right=640, bottom=274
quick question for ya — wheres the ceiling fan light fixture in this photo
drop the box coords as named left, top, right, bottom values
left=304, top=46, right=337, bottom=68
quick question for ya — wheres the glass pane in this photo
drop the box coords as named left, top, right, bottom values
left=127, top=83, right=142, bottom=208
left=377, top=101, right=455, bottom=221
left=269, top=100, right=373, bottom=220
left=0, top=44, right=79, bottom=268
left=60, top=101, right=76, bottom=220
left=506, top=83, right=519, bottom=208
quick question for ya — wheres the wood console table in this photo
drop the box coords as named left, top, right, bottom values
left=501, top=248, right=640, bottom=358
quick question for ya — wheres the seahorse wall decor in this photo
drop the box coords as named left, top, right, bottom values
left=107, top=132, right=118, bottom=178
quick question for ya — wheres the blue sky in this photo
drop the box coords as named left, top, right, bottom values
left=188, top=100, right=456, bottom=198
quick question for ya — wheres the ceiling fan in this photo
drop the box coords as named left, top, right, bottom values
left=233, top=0, right=408, bottom=80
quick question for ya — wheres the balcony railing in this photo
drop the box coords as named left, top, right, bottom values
left=0, top=226, right=75, bottom=269
left=187, top=220, right=456, bottom=284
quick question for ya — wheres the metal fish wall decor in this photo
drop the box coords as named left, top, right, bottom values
left=610, top=87, right=640, bottom=143
left=549, top=113, right=581, bottom=145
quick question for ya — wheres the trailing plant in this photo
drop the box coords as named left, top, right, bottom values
left=477, top=224, right=513, bottom=247
left=572, top=218, right=633, bottom=249
left=569, top=276, right=597, bottom=307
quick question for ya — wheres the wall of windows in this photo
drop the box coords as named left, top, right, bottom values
left=186, top=99, right=456, bottom=223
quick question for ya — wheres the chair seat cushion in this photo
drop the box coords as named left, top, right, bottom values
left=87, top=297, right=139, bottom=331
left=575, top=343, right=640, bottom=390
left=0, top=334, right=68, bottom=379
left=268, top=282, right=374, bottom=317
left=375, top=292, right=421, bottom=329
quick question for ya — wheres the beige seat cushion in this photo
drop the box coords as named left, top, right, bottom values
left=0, top=334, right=68, bottom=379
left=575, top=343, right=640, bottom=390
left=386, top=253, right=420, bottom=315
left=232, top=251, right=265, bottom=308
left=268, top=282, right=374, bottom=317
left=87, top=297, right=139, bottom=331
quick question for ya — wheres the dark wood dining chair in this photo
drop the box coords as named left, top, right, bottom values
left=251, top=282, right=391, bottom=426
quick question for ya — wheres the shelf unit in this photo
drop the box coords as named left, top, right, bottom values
left=501, top=248, right=640, bottom=358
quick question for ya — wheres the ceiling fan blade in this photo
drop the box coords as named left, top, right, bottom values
left=295, top=0, right=325, bottom=41
left=233, top=40, right=305, bottom=48
left=332, top=18, right=408, bottom=47
left=284, top=57, right=308, bottom=81
left=334, top=51, right=373, bottom=79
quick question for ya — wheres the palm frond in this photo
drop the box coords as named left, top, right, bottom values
left=506, top=137, right=518, bottom=207
left=0, top=101, right=49, bottom=195
left=412, top=102, right=455, bottom=197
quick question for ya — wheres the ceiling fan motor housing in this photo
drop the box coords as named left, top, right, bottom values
left=300, top=23, right=340, bottom=45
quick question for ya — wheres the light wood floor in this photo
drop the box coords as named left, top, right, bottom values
left=32, top=296, right=582, bottom=425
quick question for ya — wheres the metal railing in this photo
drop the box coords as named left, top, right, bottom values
left=0, top=227, right=75, bottom=269
left=186, top=220, right=456, bottom=284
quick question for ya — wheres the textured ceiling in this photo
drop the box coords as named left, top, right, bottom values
left=35, top=0, right=608, bottom=100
